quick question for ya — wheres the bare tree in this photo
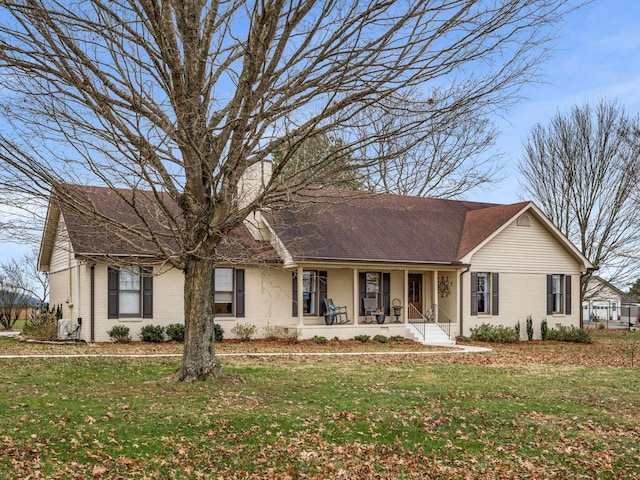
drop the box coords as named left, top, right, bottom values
left=0, top=274, right=27, bottom=330
left=1, top=250, right=49, bottom=307
left=519, top=99, right=640, bottom=295
left=0, top=0, right=576, bottom=381
left=357, top=90, right=501, bottom=198
left=0, top=250, right=46, bottom=329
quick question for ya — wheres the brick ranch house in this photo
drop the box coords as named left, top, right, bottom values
left=38, top=166, right=593, bottom=344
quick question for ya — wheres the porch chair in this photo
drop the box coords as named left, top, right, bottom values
left=362, top=297, right=378, bottom=324
left=323, top=298, right=349, bottom=324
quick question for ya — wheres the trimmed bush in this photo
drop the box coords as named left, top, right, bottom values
left=107, top=325, right=131, bottom=343
left=389, top=335, right=405, bottom=342
left=312, top=335, right=328, bottom=344
left=165, top=323, right=185, bottom=342
left=140, top=324, right=165, bottom=343
left=526, top=315, right=534, bottom=341
left=231, top=323, right=256, bottom=341
left=515, top=320, right=521, bottom=338
left=470, top=323, right=519, bottom=343
left=214, top=323, right=224, bottom=342
left=540, top=318, right=548, bottom=340
left=354, top=335, right=370, bottom=343
left=373, top=334, right=387, bottom=343
left=546, top=325, right=592, bottom=343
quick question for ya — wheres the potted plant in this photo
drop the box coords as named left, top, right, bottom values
left=375, top=309, right=385, bottom=324
left=392, top=298, right=402, bottom=323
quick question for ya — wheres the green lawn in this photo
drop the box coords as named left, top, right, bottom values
left=0, top=335, right=639, bottom=478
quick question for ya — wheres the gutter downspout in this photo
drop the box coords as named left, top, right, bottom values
left=90, top=264, right=95, bottom=343
left=459, top=266, right=470, bottom=337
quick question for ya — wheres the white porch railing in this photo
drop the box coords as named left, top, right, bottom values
left=408, top=304, right=452, bottom=339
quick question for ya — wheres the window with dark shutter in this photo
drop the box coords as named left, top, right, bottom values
left=491, top=273, right=499, bottom=316
left=291, top=270, right=324, bottom=316
left=547, top=274, right=565, bottom=314
left=546, top=275, right=553, bottom=315
left=470, top=272, right=478, bottom=316
left=235, top=269, right=245, bottom=318
left=565, top=275, right=571, bottom=315
left=319, top=271, right=328, bottom=315
left=142, top=267, right=153, bottom=318
left=108, top=267, right=119, bottom=318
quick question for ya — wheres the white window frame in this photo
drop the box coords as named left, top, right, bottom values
left=119, top=266, right=141, bottom=317
left=552, top=274, right=564, bottom=314
left=214, top=268, right=234, bottom=316
left=476, top=272, right=490, bottom=315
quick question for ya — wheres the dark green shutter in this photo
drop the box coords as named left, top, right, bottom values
left=546, top=275, right=553, bottom=315
left=491, top=273, right=499, bottom=316
left=383, top=272, right=390, bottom=316
left=470, top=272, right=477, bottom=316
left=319, top=271, right=328, bottom=315
left=108, top=267, right=119, bottom=319
left=358, top=272, right=366, bottom=315
left=292, top=271, right=298, bottom=317
left=142, top=267, right=153, bottom=318
left=565, top=275, right=571, bottom=315
left=235, top=269, right=245, bottom=317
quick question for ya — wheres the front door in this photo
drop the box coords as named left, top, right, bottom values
left=408, top=274, right=422, bottom=318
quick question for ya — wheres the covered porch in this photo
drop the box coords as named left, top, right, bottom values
left=281, top=264, right=462, bottom=344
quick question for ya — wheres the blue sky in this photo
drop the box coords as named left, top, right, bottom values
left=468, top=0, right=640, bottom=203
left=1, top=0, right=638, bottom=266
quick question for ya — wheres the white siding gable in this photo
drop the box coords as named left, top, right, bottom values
left=469, top=214, right=583, bottom=274
left=49, top=214, right=76, bottom=274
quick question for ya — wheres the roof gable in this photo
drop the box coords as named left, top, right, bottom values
left=456, top=202, right=530, bottom=259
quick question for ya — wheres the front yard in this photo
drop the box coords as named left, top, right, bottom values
left=0, top=331, right=639, bottom=479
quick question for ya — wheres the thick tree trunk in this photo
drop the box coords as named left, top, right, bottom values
left=168, top=256, right=224, bottom=382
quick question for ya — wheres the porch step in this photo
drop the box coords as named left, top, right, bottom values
left=406, top=323, right=456, bottom=346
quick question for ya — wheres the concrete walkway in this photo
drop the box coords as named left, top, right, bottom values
left=0, top=344, right=491, bottom=359
left=0, top=331, right=21, bottom=337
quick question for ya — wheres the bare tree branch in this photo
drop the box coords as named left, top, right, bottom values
left=519, top=99, right=640, bottom=295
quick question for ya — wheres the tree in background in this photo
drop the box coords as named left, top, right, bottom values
left=628, top=278, right=640, bottom=302
left=519, top=99, right=640, bottom=294
left=0, top=276, right=28, bottom=330
left=0, top=0, right=576, bottom=381
left=357, top=89, right=501, bottom=198
left=272, top=133, right=361, bottom=190
left=1, top=250, right=49, bottom=307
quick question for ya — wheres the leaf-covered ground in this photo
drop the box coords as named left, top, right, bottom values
left=1, top=330, right=639, bottom=479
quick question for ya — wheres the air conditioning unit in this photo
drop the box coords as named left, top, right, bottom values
left=57, top=319, right=70, bottom=339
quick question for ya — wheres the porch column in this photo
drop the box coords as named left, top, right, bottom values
left=456, top=268, right=462, bottom=333
left=432, top=270, right=438, bottom=323
left=353, top=269, right=359, bottom=325
left=297, top=266, right=304, bottom=327
left=403, top=269, right=409, bottom=324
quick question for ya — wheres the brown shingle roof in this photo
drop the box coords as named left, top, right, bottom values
left=53, top=185, right=278, bottom=263
left=46, top=185, right=532, bottom=267
left=266, top=191, right=526, bottom=264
